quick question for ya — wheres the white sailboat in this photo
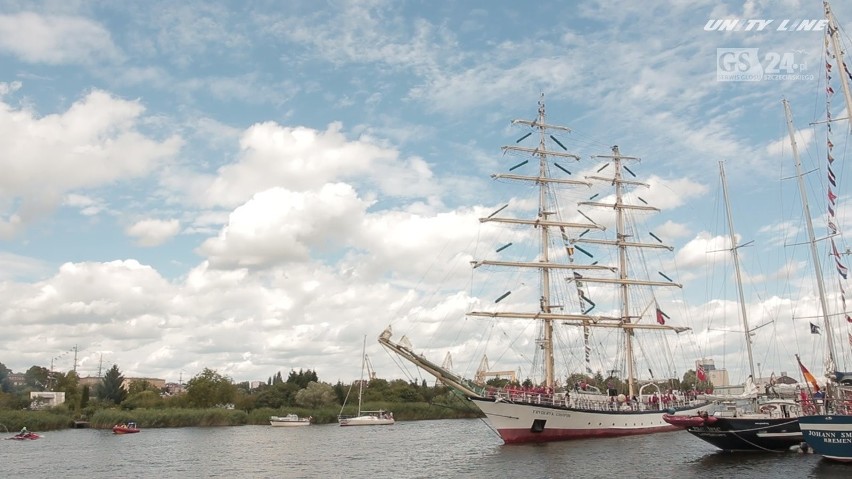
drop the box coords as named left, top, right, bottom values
left=380, top=97, right=711, bottom=443
left=338, top=335, right=394, bottom=427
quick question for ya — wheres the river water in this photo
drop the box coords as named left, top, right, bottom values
left=3, top=419, right=850, bottom=478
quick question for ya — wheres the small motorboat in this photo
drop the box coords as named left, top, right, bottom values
left=662, top=412, right=718, bottom=428
left=112, top=421, right=141, bottom=434
left=270, top=414, right=312, bottom=427
left=7, top=432, right=41, bottom=440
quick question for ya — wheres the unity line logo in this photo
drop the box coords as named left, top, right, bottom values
left=705, top=19, right=827, bottom=32
left=716, top=48, right=814, bottom=81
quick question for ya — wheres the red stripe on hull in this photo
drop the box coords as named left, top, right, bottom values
left=497, top=424, right=680, bottom=444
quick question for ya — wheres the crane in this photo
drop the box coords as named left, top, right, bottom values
left=365, top=354, right=377, bottom=381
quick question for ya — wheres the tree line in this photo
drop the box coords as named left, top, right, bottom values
left=0, top=360, right=712, bottom=421
left=0, top=361, right=450, bottom=416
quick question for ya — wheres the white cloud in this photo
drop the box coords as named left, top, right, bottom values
left=766, top=126, right=814, bottom=157
left=0, top=88, right=182, bottom=237
left=63, top=193, right=106, bottom=217
left=201, top=121, right=436, bottom=209
left=0, top=12, right=121, bottom=65
left=198, top=183, right=371, bottom=269
left=656, top=220, right=691, bottom=239
left=0, top=252, right=50, bottom=281
left=126, top=219, right=181, bottom=247
left=676, top=231, right=730, bottom=270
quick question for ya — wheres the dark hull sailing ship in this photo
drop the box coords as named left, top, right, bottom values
left=381, top=97, right=711, bottom=444
left=664, top=401, right=802, bottom=452
left=662, top=161, right=804, bottom=452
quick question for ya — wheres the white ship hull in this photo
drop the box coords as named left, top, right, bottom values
left=269, top=420, right=310, bottom=427
left=339, top=415, right=395, bottom=426
left=471, top=397, right=710, bottom=443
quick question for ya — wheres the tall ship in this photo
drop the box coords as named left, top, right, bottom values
left=380, top=97, right=711, bottom=443
left=797, top=1, right=852, bottom=462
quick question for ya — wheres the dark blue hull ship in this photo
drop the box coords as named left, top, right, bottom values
left=799, top=415, right=852, bottom=462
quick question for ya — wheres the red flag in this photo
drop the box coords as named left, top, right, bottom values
left=797, top=356, right=820, bottom=392
left=697, top=365, right=707, bottom=382
left=655, top=308, right=666, bottom=325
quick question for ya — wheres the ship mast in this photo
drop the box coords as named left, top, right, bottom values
left=536, top=101, right=556, bottom=387
left=825, top=1, right=852, bottom=132
left=614, top=147, right=636, bottom=397
left=478, top=96, right=599, bottom=389
left=577, top=146, right=683, bottom=398
left=720, top=161, right=757, bottom=380
left=783, top=99, right=838, bottom=368
left=821, top=0, right=851, bottom=377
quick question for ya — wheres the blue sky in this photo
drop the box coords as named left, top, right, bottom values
left=1, top=0, right=851, bottom=386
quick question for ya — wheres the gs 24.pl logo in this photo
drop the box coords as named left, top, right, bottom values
left=716, top=48, right=812, bottom=81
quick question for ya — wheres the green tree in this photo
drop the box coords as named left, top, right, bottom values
left=254, top=382, right=300, bottom=408
left=98, top=364, right=128, bottom=405
left=333, top=381, right=347, bottom=405
left=0, top=361, right=10, bottom=392
left=0, top=391, right=22, bottom=409
left=485, top=377, right=511, bottom=388
left=422, top=383, right=449, bottom=403
left=293, top=381, right=337, bottom=408
left=382, top=379, right=422, bottom=402
left=361, top=378, right=389, bottom=402
left=53, top=370, right=81, bottom=410
left=25, top=366, right=51, bottom=390
left=185, top=368, right=237, bottom=408
left=234, top=389, right=256, bottom=411
left=286, top=369, right=318, bottom=388
left=123, top=390, right=164, bottom=409
left=128, top=379, right=157, bottom=395
left=80, top=385, right=90, bottom=409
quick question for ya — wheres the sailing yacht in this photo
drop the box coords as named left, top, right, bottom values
left=338, top=336, right=394, bottom=427
left=796, top=1, right=852, bottom=462
left=662, top=163, right=804, bottom=452
left=380, top=97, right=711, bottom=444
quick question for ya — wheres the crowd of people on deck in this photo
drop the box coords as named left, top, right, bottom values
left=483, top=380, right=712, bottom=411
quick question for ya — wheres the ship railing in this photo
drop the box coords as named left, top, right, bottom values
left=818, top=398, right=852, bottom=415
left=484, top=388, right=698, bottom=412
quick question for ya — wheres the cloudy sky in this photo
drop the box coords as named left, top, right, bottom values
left=2, top=0, right=851, bottom=387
